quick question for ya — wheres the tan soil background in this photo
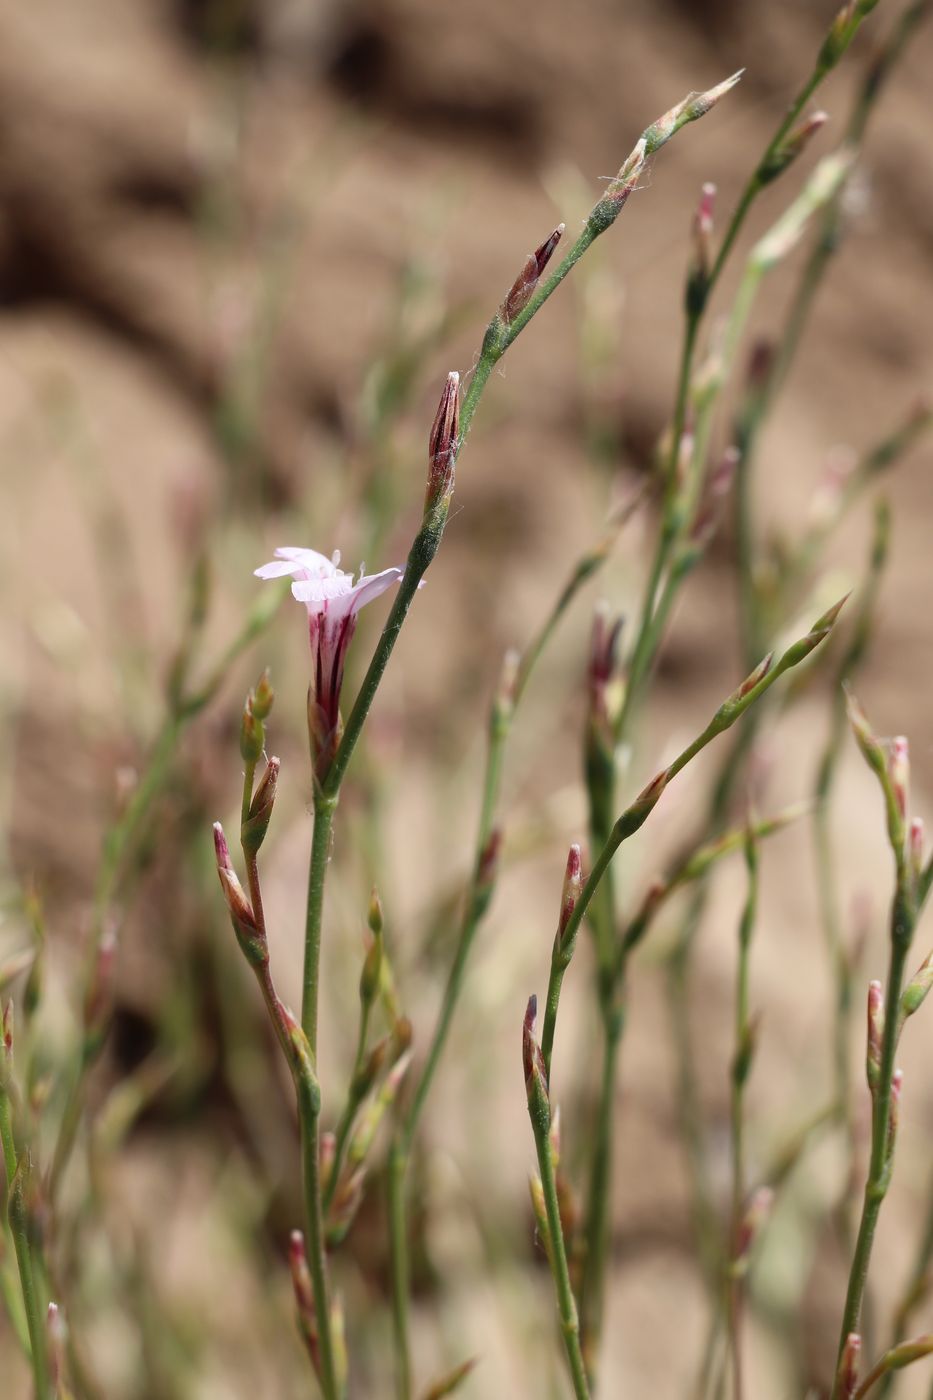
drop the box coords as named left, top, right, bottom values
left=1, top=0, right=933, bottom=1396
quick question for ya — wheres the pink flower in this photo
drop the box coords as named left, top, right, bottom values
left=255, top=547, right=403, bottom=774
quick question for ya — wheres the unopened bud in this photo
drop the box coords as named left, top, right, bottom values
left=422, top=1358, right=479, bottom=1400
left=548, top=1103, right=561, bottom=1169
left=889, top=736, right=910, bottom=824
left=289, top=1230, right=320, bottom=1374
left=642, top=71, right=744, bottom=156
left=733, top=1185, right=773, bottom=1271
left=691, top=445, right=739, bottom=547
left=213, top=822, right=264, bottom=964
left=240, top=696, right=264, bottom=764
left=901, top=947, right=933, bottom=1022
left=252, top=668, right=274, bottom=720
left=320, top=1132, right=336, bottom=1193
left=588, top=603, right=624, bottom=741
left=735, top=653, right=775, bottom=702
left=501, top=224, right=564, bottom=325
left=83, top=926, right=117, bottom=1052
left=522, top=995, right=548, bottom=1104
left=47, top=1301, right=66, bottom=1389
left=888, top=1067, right=904, bottom=1155
left=836, top=1332, right=861, bottom=1399
left=558, top=846, right=583, bottom=947
left=760, top=110, right=829, bottom=184
left=360, top=931, right=382, bottom=1009
left=604, top=138, right=647, bottom=205
left=866, top=980, right=884, bottom=1093
left=528, top=1174, right=551, bottom=1259
left=909, top=818, right=925, bottom=888
left=846, top=690, right=886, bottom=779
left=243, top=755, right=279, bottom=853
left=686, top=182, right=716, bottom=315
left=425, top=372, right=460, bottom=512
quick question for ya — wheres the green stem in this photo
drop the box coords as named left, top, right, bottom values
left=388, top=1141, right=412, bottom=1400
left=831, top=895, right=915, bottom=1390
left=1, top=1094, right=50, bottom=1399
left=322, top=1002, right=370, bottom=1217
left=528, top=1079, right=591, bottom=1398
left=299, top=1092, right=341, bottom=1400
left=728, top=833, right=758, bottom=1400
left=302, top=796, right=338, bottom=1053
left=578, top=1010, right=621, bottom=1382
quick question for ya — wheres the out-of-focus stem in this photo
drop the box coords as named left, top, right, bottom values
left=387, top=1141, right=412, bottom=1400
left=832, top=890, right=916, bottom=1388
left=322, top=1000, right=371, bottom=1218
left=299, top=1091, right=341, bottom=1400
left=727, top=831, right=759, bottom=1400
left=1, top=1100, right=50, bottom=1399
left=877, top=1165, right=933, bottom=1398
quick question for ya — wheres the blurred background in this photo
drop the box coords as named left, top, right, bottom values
left=1, top=0, right=932, bottom=1395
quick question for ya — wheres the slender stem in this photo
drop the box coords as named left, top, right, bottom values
left=727, top=832, right=758, bottom=1400
left=388, top=1141, right=412, bottom=1400
left=401, top=712, right=507, bottom=1153
left=302, top=796, right=337, bottom=1053
left=877, top=1165, right=933, bottom=1399
left=831, top=898, right=915, bottom=1389
left=528, top=1082, right=591, bottom=1398
left=1, top=1093, right=50, bottom=1399
left=578, top=1011, right=621, bottom=1381
left=299, top=1093, right=341, bottom=1400
left=322, top=1001, right=371, bottom=1217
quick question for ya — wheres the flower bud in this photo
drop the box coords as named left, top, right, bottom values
left=760, top=110, right=829, bottom=184
left=83, top=925, right=117, bottom=1056
left=359, top=931, right=382, bottom=1009
left=367, top=888, right=384, bottom=939
left=214, top=822, right=265, bottom=966
left=557, top=845, right=583, bottom=949
left=501, top=224, right=564, bottom=325
left=889, top=736, right=909, bottom=824
left=901, top=947, right=933, bottom=1022
left=522, top=995, right=548, bottom=1105
left=240, top=696, right=265, bottom=764
left=422, top=1358, right=478, bottom=1400
left=866, top=980, right=884, bottom=1094
left=289, top=1230, right=320, bottom=1376
left=642, top=71, right=744, bottom=156
left=425, top=371, right=460, bottom=513
left=909, top=818, right=925, bottom=890
left=492, top=647, right=521, bottom=734
left=242, top=755, right=279, bottom=854
left=252, top=668, right=274, bottom=720
left=732, top=1185, right=773, bottom=1273
left=686, top=182, right=715, bottom=315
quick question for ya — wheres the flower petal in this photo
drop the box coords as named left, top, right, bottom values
left=291, top=573, right=355, bottom=610
left=346, top=567, right=405, bottom=612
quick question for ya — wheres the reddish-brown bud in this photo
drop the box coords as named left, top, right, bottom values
left=425, top=372, right=460, bottom=512
left=501, top=224, right=564, bottom=324
left=866, top=980, right=884, bottom=1094
left=522, top=995, right=547, bottom=1100
left=889, top=736, right=910, bottom=824
left=691, top=181, right=716, bottom=280
left=558, top=845, right=583, bottom=946
left=733, top=1185, right=773, bottom=1269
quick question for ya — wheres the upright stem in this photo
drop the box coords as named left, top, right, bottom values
left=1, top=1094, right=50, bottom=1400
left=388, top=1141, right=412, bottom=1400
left=831, top=892, right=915, bottom=1389
left=299, top=1093, right=341, bottom=1400
left=528, top=1077, right=591, bottom=1400
left=302, top=796, right=338, bottom=1054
